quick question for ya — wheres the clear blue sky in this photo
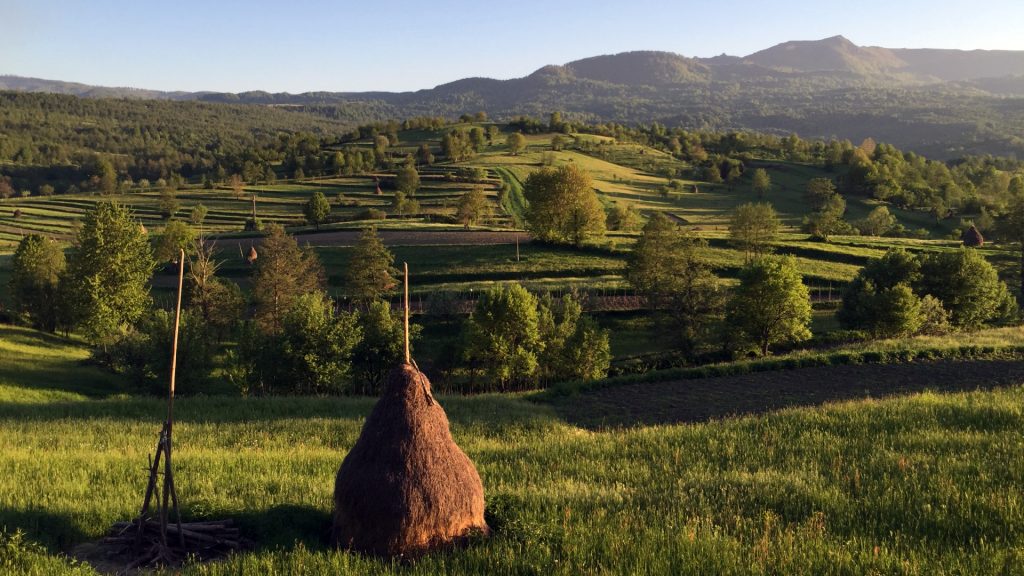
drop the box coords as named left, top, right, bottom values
left=3, top=0, right=1023, bottom=93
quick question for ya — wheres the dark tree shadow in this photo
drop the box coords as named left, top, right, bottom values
left=0, top=507, right=89, bottom=553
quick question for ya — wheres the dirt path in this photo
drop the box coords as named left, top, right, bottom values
left=553, top=359, right=1024, bottom=429
left=230, top=229, right=531, bottom=249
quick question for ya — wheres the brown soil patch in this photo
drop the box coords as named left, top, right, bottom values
left=239, top=230, right=530, bottom=249
left=554, top=360, right=1024, bottom=429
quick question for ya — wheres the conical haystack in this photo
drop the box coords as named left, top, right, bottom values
left=332, top=363, right=488, bottom=556
left=961, top=225, right=984, bottom=247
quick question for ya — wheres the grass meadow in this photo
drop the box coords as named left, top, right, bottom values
left=1, top=326, right=1024, bottom=574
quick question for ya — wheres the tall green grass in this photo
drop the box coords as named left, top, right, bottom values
left=1, top=328, right=1024, bottom=574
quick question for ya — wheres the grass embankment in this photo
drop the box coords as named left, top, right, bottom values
left=2, top=327, right=1024, bottom=574
left=0, top=325, right=126, bottom=403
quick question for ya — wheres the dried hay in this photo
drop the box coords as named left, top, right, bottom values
left=332, top=363, right=488, bottom=556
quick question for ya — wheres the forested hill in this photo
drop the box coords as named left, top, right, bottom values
left=4, top=36, right=1024, bottom=158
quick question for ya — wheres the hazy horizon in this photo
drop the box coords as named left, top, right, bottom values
left=3, top=0, right=1024, bottom=93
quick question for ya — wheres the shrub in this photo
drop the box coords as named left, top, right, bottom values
left=103, top=308, right=215, bottom=395
left=352, top=208, right=387, bottom=221
left=236, top=292, right=361, bottom=395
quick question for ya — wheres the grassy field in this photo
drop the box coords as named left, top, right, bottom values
left=2, top=125, right=1019, bottom=304
left=0, top=124, right=986, bottom=255
left=2, top=327, right=1024, bottom=574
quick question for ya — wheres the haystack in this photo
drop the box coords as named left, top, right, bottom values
left=962, top=225, right=984, bottom=247
left=332, top=363, right=487, bottom=555
left=332, top=264, right=487, bottom=556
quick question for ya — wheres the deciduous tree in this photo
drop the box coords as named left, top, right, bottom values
left=66, top=202, right=155, bottom=345
left=463, top=283, right=541, bottom=390
left=395, top=159, right=420, bottom=196
left=190, top=204, right=208, bottom=226
left=303, top=191, right=331, bottom=229
left=605, top=202, right=641, bottom=232
left=729, top=202, right=780, bottom=260
left=856, top=206, right=897, bottom=236
left=627, top=213, right=723, bottom=354
left=456, top=186, right=488, bottom=227
left=351, top=299, right=421, bottom=394
left=506, top=132, right=527, bottom=156
left=524, top=164, right=605, bottom=246
left=726, top=256, right=811, bottom=355
left=154, top=219, right=195, bottom=263
left=752, top=168, right=771, bottom=198
left=917, top=248, right=1017, bottom=328
left=158, top=189, right=179, bottom=219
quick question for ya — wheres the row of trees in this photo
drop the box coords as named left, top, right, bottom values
left=7, top=204, right=610, bottom=394
left=627, top=213, right=812, bottom=357
left=461, top=285, right=611, bottom=391
left=629, top=210, right=1021, bottom=360
left=839, top=248, right=1017, bottom=337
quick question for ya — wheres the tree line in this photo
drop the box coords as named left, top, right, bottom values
left=6, top=203, right=611, bottom=394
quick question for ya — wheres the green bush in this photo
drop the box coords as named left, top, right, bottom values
left=101, top=308, right=216, bottom=395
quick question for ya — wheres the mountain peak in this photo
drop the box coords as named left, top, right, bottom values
left=560, top=51, right=709, bottom=85
left=746, top=35, right=904, bottom=74
left=822, top=35, right=853, bottom=45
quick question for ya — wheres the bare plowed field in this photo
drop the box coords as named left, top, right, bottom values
left=555, top=359, right=1024, bottom=429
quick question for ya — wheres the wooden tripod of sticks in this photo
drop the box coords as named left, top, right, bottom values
left=134, top=248, right=186, bottom=558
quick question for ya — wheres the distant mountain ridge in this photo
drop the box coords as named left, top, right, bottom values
left=5, top=36, right=1024, bottom=100
left=4, top=36, right=1024, bottom=158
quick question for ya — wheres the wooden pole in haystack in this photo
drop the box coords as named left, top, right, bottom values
left=331, top=260, right=488, bottom=556
left=404, top=262, right=410, bottom=364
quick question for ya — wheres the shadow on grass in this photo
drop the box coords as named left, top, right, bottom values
left=550, top=359, right=1024, bottom=430
left=0, top=393, right=551, bottom=432
left=0, top=507, right=89, bottom=553
left=0, top=504, right=333, bottom=556
left=228, top=504, right=333, bottom=551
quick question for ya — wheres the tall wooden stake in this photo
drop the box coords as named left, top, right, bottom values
left=516, top=235, right=520, bottom=262
left=135, top=249, right=186, bottom=555
left=403, top=262, right=410, bottom=364
left=251, top=194, right=257, bottom=221
left=169, top=248, right=183, bottom=420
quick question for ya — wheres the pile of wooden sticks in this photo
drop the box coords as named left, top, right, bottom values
left=100, top=518, right=246, bottom=569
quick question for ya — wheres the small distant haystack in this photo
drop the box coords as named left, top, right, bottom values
left=375, top=183, right=383, bottom=195
left=246, top=246, right=258, bottom=264
left=332, top=363, right=488, bottom=556
left=12, top=209, right=21, bottom=218
left=139, top=223, right=148, bottom=235
left=961, top=225, right=984, bottom=247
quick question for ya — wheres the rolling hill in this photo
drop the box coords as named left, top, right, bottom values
left=4, top=36, right=1024, bottom=157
